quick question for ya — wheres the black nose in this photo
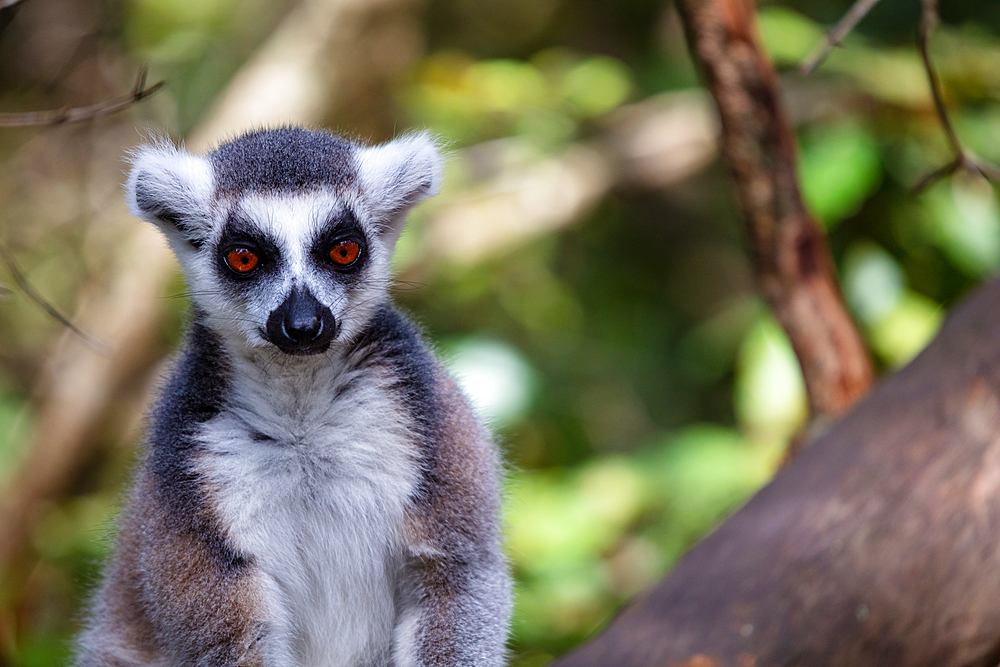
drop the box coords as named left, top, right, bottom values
left=266, top=287, right=337, bottom=355
left=284, top=298, right=321, bottom=344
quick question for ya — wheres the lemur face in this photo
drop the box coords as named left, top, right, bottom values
left=209, top=191, right=378, bottom=355
left=126, top=128, right=441, bottom=356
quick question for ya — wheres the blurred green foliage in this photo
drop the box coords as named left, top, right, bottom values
left=404, top=49, right=633, bottom=148
left=2, top=0, right=1000, bottom=665
left=799, top=122, right=883, bottom=228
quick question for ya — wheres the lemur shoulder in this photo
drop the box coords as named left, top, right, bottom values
left=74, top=128, right=511, bottom=667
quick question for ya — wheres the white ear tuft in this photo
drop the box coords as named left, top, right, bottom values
left=355, top=132, right=443, bottom=243
left=126, top=142, right=215, bottom=248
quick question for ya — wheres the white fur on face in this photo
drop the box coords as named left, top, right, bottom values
left=183, top=190, right=393, bottom=355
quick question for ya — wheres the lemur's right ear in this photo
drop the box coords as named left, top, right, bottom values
left=126, top=144, right=215, bottom=249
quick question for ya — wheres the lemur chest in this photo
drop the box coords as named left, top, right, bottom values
left=197, top=378, right=421, bottom=667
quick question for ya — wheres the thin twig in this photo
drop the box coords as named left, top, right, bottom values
left=912, top=158, right=961, bottom=192
left=0, top=244, right=107, bottom=352
left=917, top=1, right=957, bottom=154
left=913, top=0, right=1000, bottom=191
left=800, top=0, right=883, bottom=75
left=0, top=66, right=164, bottom=127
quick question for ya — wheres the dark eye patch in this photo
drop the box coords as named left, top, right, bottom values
left=310, top=208, right=369, bottom=275
left=215, top=212, right=281, bottom=283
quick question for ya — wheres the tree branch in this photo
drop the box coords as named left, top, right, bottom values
left=799, top=0, right=882, bottom=75
left=913, top=0, right=1000, bottom=190
left=800, top=0, right=1000, bottom=190
left=676, top=0, right=873, bottom=419
left=0, top=66, right=164, bottom=127
left=0, top=244, right=105, bottom=351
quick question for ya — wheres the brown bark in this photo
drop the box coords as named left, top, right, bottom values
left=677, top=0, right=873, bottom=418
left=553, top=273, right=1000, bottom=666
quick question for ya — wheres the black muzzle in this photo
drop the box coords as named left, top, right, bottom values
left=265, top=286, right=337, bottom=355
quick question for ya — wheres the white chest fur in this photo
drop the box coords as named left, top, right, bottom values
left=197, top=360, right=421, bottom=667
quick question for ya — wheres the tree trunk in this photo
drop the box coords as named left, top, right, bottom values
left=553, top=276, right=1000, bottom=666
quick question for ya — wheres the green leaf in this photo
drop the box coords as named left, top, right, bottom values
left=757, top=7, right=825, bottom=66
left=798, top=123, right=882, bottom=228
left=920, top=176, right=1000, bottom=277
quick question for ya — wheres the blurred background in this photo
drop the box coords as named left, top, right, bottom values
left=1, top=0, right=1000, bottom=664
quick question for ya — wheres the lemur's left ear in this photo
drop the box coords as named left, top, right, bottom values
left=355, top=132, right=442, bottom=247
left=126, top=143, right=215, bottom=251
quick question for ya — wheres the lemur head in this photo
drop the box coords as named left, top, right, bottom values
left=127, top=128, right=441, bottom=356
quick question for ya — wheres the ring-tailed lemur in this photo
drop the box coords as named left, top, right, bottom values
left=74, top=128, right=511, bottom=667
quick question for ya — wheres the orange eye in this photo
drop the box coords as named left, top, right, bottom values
left=330, top=240, right=361, bottom=266
left=225, top=248, right=259, bottom=274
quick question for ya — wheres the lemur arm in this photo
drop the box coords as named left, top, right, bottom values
left=136, top=494, right=276, bottom=667
left=394, top=547, right=511, bottom=667
left=394, top=374, right=512, bottom=667
left=75, top=471, right=281, bottom=667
